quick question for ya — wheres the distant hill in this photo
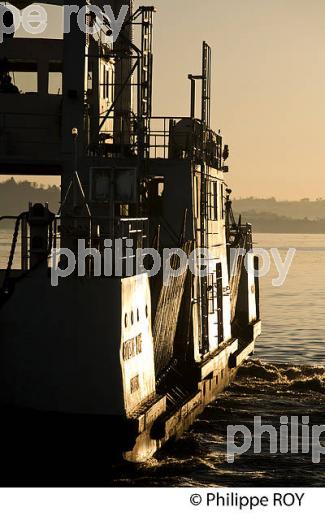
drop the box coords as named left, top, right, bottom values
left=0, top=178, right=60, bottom=216
left=1, top=181, right=325, bottom=233
left=233, top=197, right=325, bottom=220
left=233, top=210, right=325, bottom=234
left=233, top=198, right=325, bottom=233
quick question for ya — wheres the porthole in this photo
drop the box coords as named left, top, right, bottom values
left=124, top=313, right=128, bottom=328
left=145, top=305, right=148, bottom=318
left=137, top=308, right=140, bottom=322
left=131, top=311, right=134, bottom=325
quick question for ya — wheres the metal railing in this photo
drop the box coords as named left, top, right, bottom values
left=93, top=115, right=224, bottom=168
left=148, top=117, right=223, bottom=168
left=0, top=214, right=149, bottom=276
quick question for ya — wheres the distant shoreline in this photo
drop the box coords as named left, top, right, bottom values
left=246, top=220, right=325, bottom=234
left=234, top=212, right=325, bottom=235
left=253, top=230, right=325, bottom=235
left=0, top=181, right=325, bottom=235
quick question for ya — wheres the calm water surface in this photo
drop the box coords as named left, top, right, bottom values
left=254, top=233, right=325, bottom=364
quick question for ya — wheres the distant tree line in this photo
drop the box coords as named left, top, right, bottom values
left=233, top=197, right=325, bottom=233
left=233, top=210, right=325, bottom=234
left=233, top=197, right=325, bottom=220
left=0, top=178, right=60, bottom=216
left=1, top=180, right=325, bottom=233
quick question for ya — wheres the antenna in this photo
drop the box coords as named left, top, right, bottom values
left=201, top=41, right=211, bottom=128
left=188, top=41, right=212, bottom=127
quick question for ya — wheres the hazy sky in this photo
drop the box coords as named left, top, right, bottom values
left=146, top=0, right=325, bottom=199
left=7, top=0, right=325, bottom=199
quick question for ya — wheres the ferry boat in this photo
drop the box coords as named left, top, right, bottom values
left=0, top=0, right=261, bottom=474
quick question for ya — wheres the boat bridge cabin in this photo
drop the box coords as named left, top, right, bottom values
left=0, top=37, right=63, bottom=174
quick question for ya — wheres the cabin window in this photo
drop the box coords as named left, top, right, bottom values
left=48, top=72, right=62, bottom=94
left=108, top=67, right=114, bottom=103
left=147, top=178, right=164, bottom=216
left=207, top=181, right=213, bottom=220
left=216, top=263, right=224, bottom=343
left=208, top=273, right=216, bottom=313
left=195, top=177, right=199, bottom=217
left=12, top=71, right=37, bottom=93
left=114, top=168, right=137, bottom=203
left=90, top=167, right=137, bottom=203
left=87, top=71, right=93, bottom=92
left=213, top=182, right=218, bottom=220
left=208, top=181, right=219, bottom=221
left=102, top=64, right=113, bottom=100
left=220, top=184, right=225, bottom=219
left=48, top=61, right=62, bottom=94
left=90, top=168, right=111, bottom=201
left=104, top=67, right=109, bottom=99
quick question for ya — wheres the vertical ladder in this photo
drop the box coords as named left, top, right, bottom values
left=199, top=42, right=212, bottom=356
left=139, top=7, right=154, bottom=159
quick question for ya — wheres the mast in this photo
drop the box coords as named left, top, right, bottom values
left=111, top=0, right=133, bottom=152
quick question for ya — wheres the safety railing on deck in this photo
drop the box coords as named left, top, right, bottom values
left=0, top=214, right=149, bottom=276
left=94, top=115, right=223, bottom=168
left=148, top=117, right=223, bottom=169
